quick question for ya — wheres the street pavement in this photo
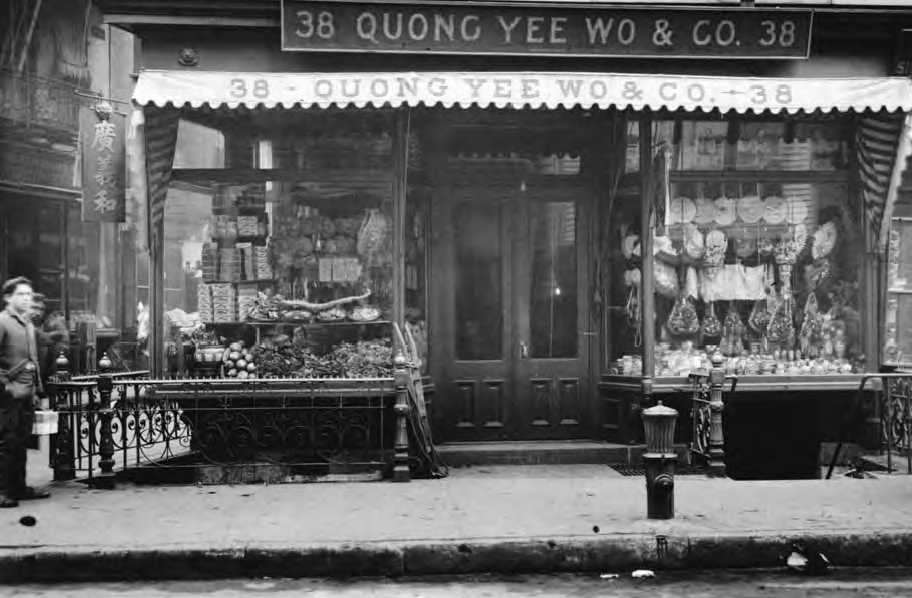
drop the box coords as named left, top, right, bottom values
left=2, top=447, right=912, bottom=583
left=6, top=570, right=912, bottom=598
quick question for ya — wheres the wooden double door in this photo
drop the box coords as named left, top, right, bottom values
left=430, top=183, right=594, bottom=442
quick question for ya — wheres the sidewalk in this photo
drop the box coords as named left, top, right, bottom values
left=3, top=456, right=912, bottom=583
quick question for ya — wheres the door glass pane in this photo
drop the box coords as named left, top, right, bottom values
left=454, top=201, right=503, bottom=360
left=529, top=202, right=577, bottom=358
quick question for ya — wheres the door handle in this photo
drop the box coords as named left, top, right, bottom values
left=519, top=341, right=529, bottom=359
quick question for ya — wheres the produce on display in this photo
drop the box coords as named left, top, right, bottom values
left=221, top=341, right=259, bottom=379
left=251, top=337, right=393, bottom=379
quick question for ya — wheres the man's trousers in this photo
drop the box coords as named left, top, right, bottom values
left=0, top=397, right=34, bottom=499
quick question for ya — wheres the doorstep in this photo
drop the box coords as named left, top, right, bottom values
left=436, top=440, right=690, bottom=467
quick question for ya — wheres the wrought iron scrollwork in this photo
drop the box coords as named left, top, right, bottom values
left=883, top=377, right=912, bottom=455
left=51, top=376, right=396, bottom=480
left=690, top=375, right=712, bottom=462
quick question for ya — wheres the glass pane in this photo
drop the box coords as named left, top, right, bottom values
left=606, top=115, right=644, bottom=376
left=165, top=110, right=396, bottom=378
left=642, top=115, right=860, bottom=378
left=529, top=202, right=578, bottom=359
left=454, top=201, right=503, bottom=361
left=662, top=117, right=848, bottom=173
left=885, top=219, right=912, bottom=365
left=657, top=178, right=859, bottom=377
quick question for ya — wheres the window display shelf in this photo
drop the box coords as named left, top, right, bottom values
left=171, top=167, right=394, bottom=185
left=600, top=373, right=866, bottom=393
left=205, top=320, right=390, bottom=327
left=201, top=279, right=275, bottom=285
left=669, top=170, right=847, bottom=183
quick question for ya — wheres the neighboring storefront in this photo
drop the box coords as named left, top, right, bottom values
left=109, top=1, right=912, bottom=470
left=1, top=0, right=142, bottom=373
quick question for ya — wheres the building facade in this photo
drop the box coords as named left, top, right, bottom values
left=101, top=0, right=912, bottom=475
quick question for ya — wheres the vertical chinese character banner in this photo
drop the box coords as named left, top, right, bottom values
left=81, top=101, right=126, bottom=222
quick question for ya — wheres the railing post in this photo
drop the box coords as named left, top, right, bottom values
left=90, top=353, right=116, bottom=489
left=50, top=351, right=75, bottom=481
left=392, top=351, right=411, bottom=482
left=708, top=353, right=727, bottom=477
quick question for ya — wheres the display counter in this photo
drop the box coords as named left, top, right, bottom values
left=600, top=373, right=868, bottom=394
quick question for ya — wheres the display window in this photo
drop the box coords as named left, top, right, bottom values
left=611, top=114, right=862, bottom=378
left=163, top=110, right=398, bottom=379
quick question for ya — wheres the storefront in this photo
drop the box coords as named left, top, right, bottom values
left=114, top=1, right=912, bottom=469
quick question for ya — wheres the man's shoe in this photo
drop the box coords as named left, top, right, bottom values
left=0, top=495, right=19, bottom=508
left=19, top=487, right=50, bottom=500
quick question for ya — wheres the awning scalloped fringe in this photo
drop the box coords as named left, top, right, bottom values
left=133, top=70, right=912, bottom=114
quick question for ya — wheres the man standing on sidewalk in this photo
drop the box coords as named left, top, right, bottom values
left=31, top=293, right=69, bottom=389
left=0, top=277, right=50, bottom=507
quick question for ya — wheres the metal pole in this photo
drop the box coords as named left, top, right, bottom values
left=707, top=353, right=727, bottom=477
left=886, top=379, right=893, bottom=475
left=50, top=351, right=75, bottom=481
left=392, top=350, right=411, bottom=482
left=90, top=352, right=116, bottom=489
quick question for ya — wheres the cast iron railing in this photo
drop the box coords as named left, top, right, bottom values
left=47, top=355, right=414, bottom=485
left=826, top=373, right=912, bottom=478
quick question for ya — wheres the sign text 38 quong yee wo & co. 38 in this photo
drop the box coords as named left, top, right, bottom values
left=281, top=2, right=812, bottom=59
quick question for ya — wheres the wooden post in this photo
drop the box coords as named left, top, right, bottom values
left=639, top=113, right=655, bottom=403
left=392, top=109, right=408, bottom=330
left=392, top=350, right=411, bottom=482
left=90, top=353, right=116, bottom=489
left=707, top=353, right=727, bottom=477
left=149, top=238, right=164, bottom=378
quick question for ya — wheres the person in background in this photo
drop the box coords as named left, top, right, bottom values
left=31, top=293, right=69, bottom=387
left=0, top=277, right=50, bottom=507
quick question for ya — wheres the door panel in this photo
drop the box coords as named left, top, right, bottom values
left=431, top=189, right=514, bottom=441
left=431, top=184, right=591, bottom=442
left=514, top=191, right=590, bottom=439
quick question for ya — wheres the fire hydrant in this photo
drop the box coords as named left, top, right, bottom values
left=642, top=401, right=678, bottom=520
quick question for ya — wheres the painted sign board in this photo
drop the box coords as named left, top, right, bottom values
left=81, top=102, right=126, bottom=222
left=281, top=1, right=813, bottom=59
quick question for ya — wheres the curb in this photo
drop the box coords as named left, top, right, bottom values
left=2, top=532, right=912, bottom=583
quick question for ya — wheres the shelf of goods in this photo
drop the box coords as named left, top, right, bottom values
left=191, top=178, right=394, bottom=382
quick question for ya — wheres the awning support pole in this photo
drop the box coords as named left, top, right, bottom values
left=640, top=111, right=655, bottom=403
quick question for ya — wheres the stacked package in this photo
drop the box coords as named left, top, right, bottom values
left=254, top=246, right=272, bottom=280
left=210, top=284, right=237, bottom=322
left=237, top=216, right=259, bottom=237
left=212, top=215, right=238, bottom=241
left=236, top=284, right=259, bottom=321
left=197, top=284, right=213, bottom=323
left=218, top=248, right=240, bottom=282
left=236, top=242, right=255, bottom=281
left=201, top=243, right=219, bottom=282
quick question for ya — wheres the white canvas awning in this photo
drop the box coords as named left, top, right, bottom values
left=133, top=70, right=912, bottom=114
left=129, top=69, right=912, bottom=261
